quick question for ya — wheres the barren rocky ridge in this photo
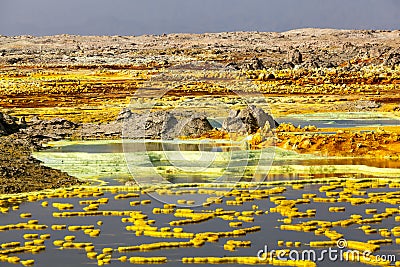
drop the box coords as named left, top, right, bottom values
left=0, top=29, right=399, bottom=68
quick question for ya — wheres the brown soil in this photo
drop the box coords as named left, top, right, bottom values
left=0, top=134, right=83, bottom=194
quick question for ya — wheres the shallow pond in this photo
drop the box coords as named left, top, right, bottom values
left=33, top=139, right=400, bottom=186
left=276, top=112, right=400, bottom=129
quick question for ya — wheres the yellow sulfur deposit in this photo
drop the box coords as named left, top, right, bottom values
left=53, top=240, right=64, bottom=247
left=346, top=240, right=380, bottom=252
left=102, top=248, right=113, bottom=254
left=87, top=252, right=97, bottom=259
left=68, top=225, right=95, bottom=231
left=21, top=260, right=35, bottom=266
left=85, top=246, right=95, bottom=252
left=51, top=224, right=67, bottom=230
left=7, top=256, right=21, bottom=264
left=40, top=234, right=51, bottom=240
left=32, top=239, right=44, bottom=245
left=141, top=200, right=151, bottom=205
left=309, top=241, right=337, bottom=247
left=229, top=222, right=242, bottom=228
left=52, top=203, right=74, bottom=210
left=64, top=236, right=76, bottom=242
left=89, top=230, right=101, bottom=237
left=1, top=242, right=20, bottom=248
left=129, top=257, right=167, bottom=264
left=365, top=208, right=377, bottom=214
left=119, top=256, right=128, bottom=262
left=328, top=207, right=346, bottom=212
left=23, top=234, right=39, bottom=239
left=114, top=193, right=140, bottom=199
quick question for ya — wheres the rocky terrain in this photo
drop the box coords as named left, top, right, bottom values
left=0, top=113, right=83, bottom=194
left=0, top=28, right=399, bottom=194
left=3, top=105, right=276, bottom=143
left=0, top=29, right=399, bottom=68
left=0, top=104, right=278, bottom=194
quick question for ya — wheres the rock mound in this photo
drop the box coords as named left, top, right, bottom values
left=0, top=112, right=21, bottom=136
left=222, top=105, right=278, bottom=134
left=121, top=111, right=177, bottom=139
left=0, top=134, right=82, bottom=194
left=289, top=49, right=303, bottom=64
left=242, top=57, right=265, bottom=70
left=174, top=115, right=214, bottom=137
left=384, top=52, right=400, bottom=68
left=329, top=100, right=380, bottom=112
left=23, top=117, right=78, bottom=140
left=122, top=110, right=213, bottom=139
left=301, top=57, right=336, bottom=69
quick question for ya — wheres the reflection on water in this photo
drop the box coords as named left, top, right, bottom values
left=273, top=158, right=400, bottom=169
left=35, top=140, right=400, bottom=187
left=48, top=142, right=241, bottom=154
left=277, top=118, right=400, bottom=129
left=48, top=142, right=400, bottom=170
left=214, top=113, right=400, bottom=130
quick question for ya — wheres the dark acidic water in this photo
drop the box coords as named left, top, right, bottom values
left=275, top=118, right=400, bottom=129
left=0, top=184, right=399, bottom=267
left=276, top=112, right=400, bottom=128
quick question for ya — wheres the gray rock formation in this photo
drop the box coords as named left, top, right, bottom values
left=243, top=57, right=265, bottom=70
left=280, top=62, right=295, bottom=69
left=248, top=105, right=278, bottom=130
left=122, top=110, right=213, bottom=139
left=0, top=112, right=21, bottom=136
left=222, top=105, right=277, bottom=134
left=302, top=57, right=336, bottom=69
left=225, top=62, right=240, bottom=70
left=22, top=117, right=78, bottom=139
left=329, top=100, right=381, bottom=112
left=354, top=100, right=380, bottom=110
left=115, top=108, right=133, bottom=122
left=19, top=109, right=213, bottom=141
left=384, top=52, right=400, bottom=68
left=174, top=115, right=213, bottom=137
left=122, top=111, right=178, bottom=139
left=16, top=107, right=275, bottom=142
left=290, top=49, right=303, bottom=64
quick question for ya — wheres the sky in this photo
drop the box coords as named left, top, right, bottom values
left=0, top=0, right=399, bottom=36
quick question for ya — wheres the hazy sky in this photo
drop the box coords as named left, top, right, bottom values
left=0, top=0, right=399, bottom=36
